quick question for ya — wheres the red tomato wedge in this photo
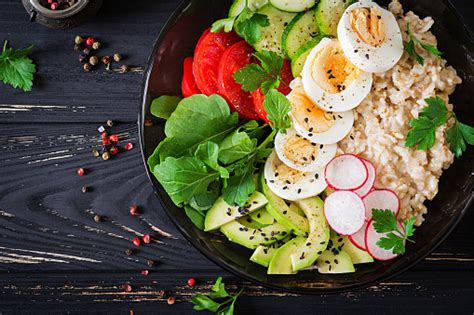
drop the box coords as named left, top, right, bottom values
left=181, top=57, right=201, bottom=98
left=251, top=59, right=294, bottom=122
left=193, top=28, right=240, bottom=96
left=218, top=41, right=260, bottom=120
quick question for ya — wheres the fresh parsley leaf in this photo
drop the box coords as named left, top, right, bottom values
left=405, top=23, right=443, bottom=64
left=420, top=96, right=448, bottom=126
left=195, top=142, right=229, bottom=178
left=405, top=116, right=436, bottom=149
left=150, top=95, right=182, bottom=120
left=372, top=209, right=398, bottom=233
left=254, top=50, right=283, bottom=77
left=234, top=7, right=269, bottom=45
left=0, top=40, right=36, bottom=91
left=209, top=277, right=230, bottom=299
left=211, top=17, right=236, bottom=33
left=222, top=163, right=256, bottom=206
left=448, top=121, right=474, bottom=158
left=263, top=89, right=292, bottom=132
left=192, top=277, right=243, bottom=315
left=405, top=35, right=423, bottom=65
left=218, top=130, right=257, bottom=164
left=153, top=156, right=220, bottom=206
left=233, top=64, right=270, bottom=92
left=419, top=42, right=443, bottom=57
left=184, top=205, right=206, bottom=230
left=192, top=294, right=222, bottom=312
left=373, top=208, right=416, bottom=255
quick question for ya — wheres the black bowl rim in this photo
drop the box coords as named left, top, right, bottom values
left=138, top=0, right=474, bottom=294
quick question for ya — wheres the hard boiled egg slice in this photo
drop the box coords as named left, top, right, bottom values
left=264, top=151, right=327, bottom=201
left=301, top=37, right=372, bottom=112
left=275, top=126, right=337, bottom=172
left=337, top=0, right=403, bottom=73
left=287, top=83, right=354, bottom=144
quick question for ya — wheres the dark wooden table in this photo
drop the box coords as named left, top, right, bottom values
left=0, top=0, right=473, bottom=313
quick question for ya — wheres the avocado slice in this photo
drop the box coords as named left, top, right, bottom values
left=290, top=197, right=330, bottom=271
left=268, top=236, right=306, bottom=274
left=250, top=236, right=291, bottom=267
left=261, top=176, right=309, bottom=235
left=331, top=232, right=374, bottom=264
left=220, top=220, right=289, bottom=249
left=289, top=202, right=305, bottom=216
left=316, top=249, right=355, bottom=274
left=204, top=192, right=268, bottom=231
left=249, top=208, right=275, bottom=226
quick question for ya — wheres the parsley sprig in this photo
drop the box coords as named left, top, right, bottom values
left=405, top=96, right=474, bottom=157
left=372, top=209, right=416, bottom=255
left=0, top=40, right=36, bottom=91
left=192, top=277, right=243, bottom=315
left=405, top=23, right=443, bottom=65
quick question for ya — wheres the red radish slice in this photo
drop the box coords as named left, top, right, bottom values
left=349, top=220, right=368, bottom=250
left=363, top=189, right=400, bottom=220
left=354, top=159, right=376, bottom=198
left=324, top=191, right=366, bottom=235
left=324, top=154, right=368, bottom=190
left=365, top=219, right=404, bottom=261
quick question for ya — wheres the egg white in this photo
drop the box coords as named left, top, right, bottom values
left=337, top=0, right=404, bottom=73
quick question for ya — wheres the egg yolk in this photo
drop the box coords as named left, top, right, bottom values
left=288, top=87, right=335, bottom=132
left=273, top=158, right=305, bottom=185
left=351, top=7, right=386, bottom=47
left=283, top=134, right=318, bottom=166
left=309, top=41, right=360, bottom=94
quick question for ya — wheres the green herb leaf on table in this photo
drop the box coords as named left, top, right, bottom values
left=263, top=89, right=292, bottom=132
left=234, top=7, right=269, bottom=45
left=372, top=209, right=416, bottom=255
left=192, top=277, right=243, bottom=315
left=211, top=16, right=236, bottom=33
left=405, top=23, right=443, bottom=65
left=184, top=205, right=206, bottom=230
left=0, top=40, right=36, bottom=91
left=150, top=95, right=182, bottom=120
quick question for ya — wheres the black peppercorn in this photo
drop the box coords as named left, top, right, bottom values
left=74, top=44, right=81, bottom=51
left=83, top=47, right=91, bottom=55
left=79, top=54, right=88, bottom=63
left=147, top=259, right=156, bottom=267
left=81, top=185, right=89, bottom=193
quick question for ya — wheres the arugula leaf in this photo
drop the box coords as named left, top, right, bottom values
left=0, top=40, right=36, bottom=91
left=222, top=163, right=256, bottom=206
left=153, top=156, right=220, bottom=206
left=405, top=23, right=443, bottom=65
left=150, top=95, right=182, bottom=120
left=234, top=7, right=269, bottom=45
left=153, top=94, right=239, bottom=161
left=372, top=208, right=416, bottom=255
left=405, top=116, right=436, bottom=149
left=211, top=17, right=236, bottom=33
left=192, top=277, right=243, bottom=315
left=189, top=183, right=221, bottom=211
left=195, top=142, right=229, bottom=178
left=263, top=89, right=292, bottom=132
left=184, top=205, right=206, bottom=230
left=448, top=121, right=474, bottom=158
left=420, top=96, right=448, bottom=126
left=218, top=130, right=257, bottom=164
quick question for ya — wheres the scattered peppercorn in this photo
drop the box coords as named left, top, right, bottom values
left=101, top=56, right=110, bottom=65
left=129, top=205, right=138, bottom=216
left=83, top=63, right=91, bottom=72
left=74, top=35, right=83, bottom=45
left=142, top=234, right=151, bottom=244
left=106, top=119, right=114, bottom=127
left=81, top=185, right=89, bottom=193
left=109, top=134, right=118, bottom=142
left=122, top=283, right=133, bottom=292
left=167, top=297, right=176, bottom=305
left=132, top=237, right=141, bottom=247
left=125, top=248, right=134, bottom=256
left=158, top=290, right=168, bottom=298
left=141, top=270, right=149, bottom=276
left=77, top=168, right=85, bottom=176
left=124, top=142, right=134, bottom=151
left=74, top=44, right=81, bottom=51
left=102, top=151, right=111, bottom=161
left=85, top=37, right=95, bottom=46
left=119, top=65, right=130, bottom=73
left=113, top=53, right=122, bottom=62
left=92, top=42, right=101, bottom=50
left=79, top=54, right=88, bottom=63
left=102, top=138, right=111, bottom=146
left=89, top=56, right=99, bottom=66
left=93, top=214, right=102, bottom=222
left=147, top=259, right=156, bottom=267
left=83, top=47, right=91, bottom=55
left=51, top=2, right=58, bottom=10
left=92, top=148, right=100, bottom=157
left=109, top=146, right=119, bottom=155
left=187, top=278, right=196, bottom=287
left=144, top=119, right=153, bottom=127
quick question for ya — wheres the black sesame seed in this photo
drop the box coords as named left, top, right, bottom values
left=320, top=241, right=326, bottom=245
left=300, top=252, right=305, bottom=260
left=283, top=210, right=287, bottom=215
left=308, top=133, right=313, bottom=137
left=325, top=260, right=330, bottom=264
left=315, top=173, right=319, bottom=179
left=253, top=201, right=258, bottom=204
left=317, top=251, right=322, bottom=255
left=249, top=236, right=254, bottom=240
left=329, top=265, right=332, bottom=271
left=297, top=188, right=302, bottom=194
left=283, top=186, right=288, bottom=190
left=285, top=180, right=291, bottom=184
left=274, top=172, right=279, bottom=177
left=308, top=127, right=313, bottom=132
left=334, top=259, right=339, bottom=264
left=306, top=242, right=311, bottom=246
left=304, top=117, right=309, bottom=123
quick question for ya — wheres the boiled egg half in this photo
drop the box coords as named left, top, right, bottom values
left=337, top=0, right=404, bottom=73
left=301, top=37, right=372, bottom=112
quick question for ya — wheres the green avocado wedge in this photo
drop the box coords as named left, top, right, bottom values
left=331, top=232, right=374, bottom=264
left=316, top=249, right=355, bottom=274
left=220, top=220, right=289, bottom=249
left=249, top=208, right=275, bottom=225
left=250, top=236, right=292, bottom=267
left=261, top=175, right=309, bottom=235
left=290, top=197, right=330, bottom=271
left=268, top=236, right=306, bottom=274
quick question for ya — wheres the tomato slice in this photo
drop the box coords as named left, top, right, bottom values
left=181, top=57, right=201, bottom=98
left=218, top=41, right=260, bottom=120
left=193, top=28, right=240, bottom=96
left=251, top=59, right=294, bottom=122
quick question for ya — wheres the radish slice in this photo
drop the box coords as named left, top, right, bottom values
left=363, top=189, right=400, bottom=220
left=349, top=220, right=368, bottom=250
left=324, top=191, right=366, bottom=235
left=324, top=154, right=368, bottom=190
left=354, top=159, right=376, bottom=198
left=365, top=219, right=404, bottom=261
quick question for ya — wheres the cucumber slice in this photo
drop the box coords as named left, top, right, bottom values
left=249, top=208, right=275, bottom=225
left=229, top=0, right=269, bottom=16
left=253, top=4, right=297, bottom=56
left=250, top=236, right=291, bottom=267
left=282, top=9, right=318, bottom=59
left=290, top=35, right=326, bottom=77
left=220, top=220, right=289, bottom=249
left=270, top=0, right=316, bottom=12
left=315, top=0, right=355, bottom=36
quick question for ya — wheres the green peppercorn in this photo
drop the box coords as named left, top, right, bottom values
left=102, top=151, right=110, bottom=160
left=92, top=148, right=100, bottom=157
left=113, top=53, right=122, bottom=62
left=83, top=63, right=91, bottom=72
left=119, top=64, right=130, bottom=73
left=92, top=42, right=101, bottom=50
left=89, top=56, right=99, bottom=66
left=75, top=35, right=83, bottom=45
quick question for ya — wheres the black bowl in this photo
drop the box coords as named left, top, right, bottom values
left=139, top=0, right=474, bottom=293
